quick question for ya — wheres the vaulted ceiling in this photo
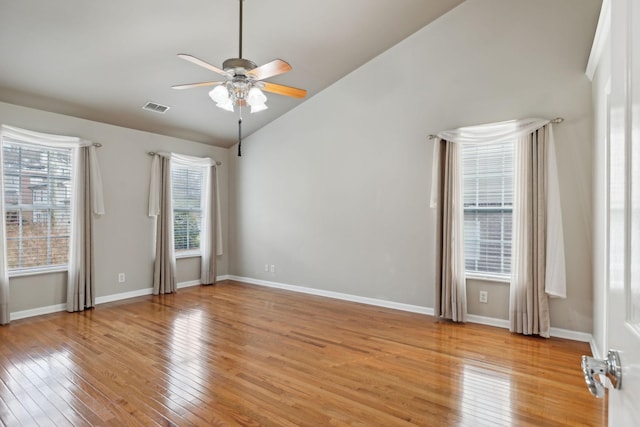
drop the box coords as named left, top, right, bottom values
left=0, top=0, right=464, bottom=147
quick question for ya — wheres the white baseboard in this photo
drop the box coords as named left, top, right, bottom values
left=466, top=314, right=510, bottom=329
left=229, top=275, right=593, bottom=343
left=177, top=275, right=230, bottom=288
left=549, top=327, right=593, bottom=343
left=95, top=288, right=154, bottom=305
left=10, top=303, right=67, bottom=321
left=227, top=275, right=434, bottom=315
left=177, top=280, right=201, bottom=289
left=8, top=274, right=230, bottom=321
left=8, top=274, right=595, bottom=345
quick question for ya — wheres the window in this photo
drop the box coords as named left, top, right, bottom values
left=172, top=165, right=203, bottom=254
left=461, top=141, right=513, bottom=278
left=2, top=140, right=72, bottom=271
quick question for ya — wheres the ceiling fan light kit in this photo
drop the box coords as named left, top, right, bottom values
left=208, top=82, right=267, bottom=113
left=172, top=0, right=307, bottom=156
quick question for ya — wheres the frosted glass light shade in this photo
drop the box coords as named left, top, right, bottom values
left=217, top=99, right=234, bottom=112
left=247, top=87, right=267, bottom=106
left=209, top=85, right=229, bottom=104
left=250, top=103, right=268, bottom=113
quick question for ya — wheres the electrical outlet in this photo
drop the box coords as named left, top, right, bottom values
left=118, top=273, right=125, bottom=283
left=265, top=264, right=269, bottom=272
left=479, top=290, right=488, bottom=304
left=270, top=264, right=275, bottom=273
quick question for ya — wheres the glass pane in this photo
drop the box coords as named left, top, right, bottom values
left=2, top=141, right=71, bottom=270
left=462, top=141, right=514, bottom=277
left=172, top=165, right=204, bottom=252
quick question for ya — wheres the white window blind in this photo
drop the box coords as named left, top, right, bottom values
left=461, top=141, right=513, bottom=277
left=2, top=140, right=72, bottom=270
left=172, top=165, right=203, bottom=253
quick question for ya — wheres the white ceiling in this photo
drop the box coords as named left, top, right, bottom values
left=0, top=0, right=464, bottom=148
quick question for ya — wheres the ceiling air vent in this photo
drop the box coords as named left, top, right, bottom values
left=142, top=101, right=170, bottom=114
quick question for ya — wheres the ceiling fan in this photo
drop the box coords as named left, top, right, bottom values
left=172, top=0, right=307, bottom=156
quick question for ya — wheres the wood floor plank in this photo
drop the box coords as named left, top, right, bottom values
left=0, top=280, right=606, bottom=426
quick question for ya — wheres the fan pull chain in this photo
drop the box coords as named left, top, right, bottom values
left=238, top=117, right=242, bottom=157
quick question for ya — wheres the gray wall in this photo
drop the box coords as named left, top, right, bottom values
left=230, top=0, right=599, bottom=332
left=0, top=101, right=229, bottom=314
left=466, top=279, right=509, bottom=320
left=1, top=0, right=601, bottom=334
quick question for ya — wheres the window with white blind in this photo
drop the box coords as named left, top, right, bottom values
left=172, top=165, right=204, bottom=254
left=2, top=140, right=72, bottom=271
left=461, top=141, right=514, bottom=278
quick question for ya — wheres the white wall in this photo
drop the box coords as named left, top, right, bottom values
left=590, top=33, right=611, bottom=356
left=0, top=101, right=229, bottom=314
left=230, top=0, right=600, bottom=332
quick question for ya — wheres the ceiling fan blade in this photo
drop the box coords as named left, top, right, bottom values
left=172, top=81, right=224, bottom=90
left=262, top=82, right=307, bottom=99
left=247, top=59, right=292, bottom=80
left=177, top=54, right=231, bottom=77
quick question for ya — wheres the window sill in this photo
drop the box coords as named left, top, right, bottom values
left=175, top=251, right=201, bottom=260
left=9, top=265, right=68, bottom=278
left=465, top=273, right=510, bottom=284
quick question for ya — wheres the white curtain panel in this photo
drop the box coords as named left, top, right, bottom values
left=436, top=118, right=551, bottom=145
left=0, top=125, right=92, bottom=147
left=543, top=126, right=566, bottom=298
left=200, top=166, right=217, bottom=285
left=0, top=138, right=8, bottom=325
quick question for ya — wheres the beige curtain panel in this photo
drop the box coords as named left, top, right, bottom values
left=510, top=126, right=552, bottom=337
left=434, top=139, right=467, bottom=322
left=150, top=155, right=177, bottom=295
left=67, top=146, right=105, bottom=312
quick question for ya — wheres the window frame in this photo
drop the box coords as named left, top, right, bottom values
left=2, top=139, right=73, bottom=276
left=461, top=140, right=514, bottom=280
left=171, top=164, right=205, bottom=257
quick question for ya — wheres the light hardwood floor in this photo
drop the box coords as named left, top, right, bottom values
left=0, top=280, right=606, bottom=426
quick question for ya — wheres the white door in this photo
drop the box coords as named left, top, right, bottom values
left=605, top=0, right=640, bottom=424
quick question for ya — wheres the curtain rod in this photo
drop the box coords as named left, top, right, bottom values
left=147, top=151, right=222, bottom=166
left=427, top=117, right=565, bottom=140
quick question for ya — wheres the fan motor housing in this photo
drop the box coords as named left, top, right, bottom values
left=223, top=58, right=257, bottom=76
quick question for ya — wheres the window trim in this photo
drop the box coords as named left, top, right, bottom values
left=8, top=264, right=67, bottom=278
left=174, top=248, right=202, bottom=259
left=465, top=272, right=511, bottom=284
